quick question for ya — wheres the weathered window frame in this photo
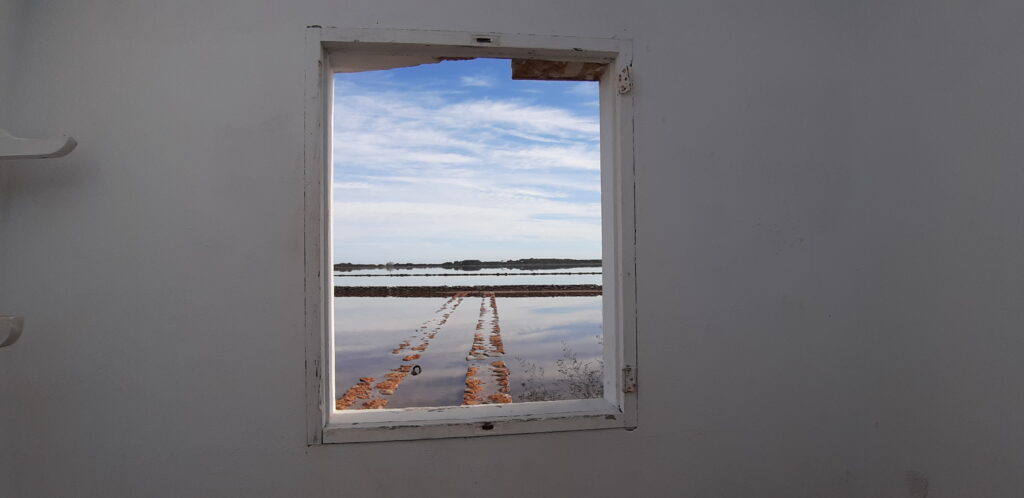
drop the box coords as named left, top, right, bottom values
left=304, top=27, right=637, bottom=444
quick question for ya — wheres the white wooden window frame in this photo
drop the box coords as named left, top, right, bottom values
left=304, top=27, right=637, bottom=444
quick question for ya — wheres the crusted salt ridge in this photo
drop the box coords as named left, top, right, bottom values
left=463, top=296, right=491, bottom=405
left=462, top=293, right=512, bottom=405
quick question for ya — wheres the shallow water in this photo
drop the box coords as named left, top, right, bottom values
left=334, top=294, right=603, bottom=409
left=336, top=267, right=598, bottom=275
left=334, top=267, right=601, bottom=287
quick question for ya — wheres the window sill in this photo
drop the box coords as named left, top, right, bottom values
left=325, top=398, right=626, bottom=443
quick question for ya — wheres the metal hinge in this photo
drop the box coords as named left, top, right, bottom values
left=622, top=365, right=637, bottom=393
left=617, top=64, right=633, bottom=95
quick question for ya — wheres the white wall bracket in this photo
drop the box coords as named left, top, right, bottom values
left=0, top=128, right=77, bottom=160
left=0, top=315, right=24, bottom=348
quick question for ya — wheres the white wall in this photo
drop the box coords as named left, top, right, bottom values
left=862, top=3, right=1024, bottom=495
left=0, top=0, right=19, bottom=120
left=2, top=1, right=1023, bottom=496
left=0, top=4, right=26, bottom=496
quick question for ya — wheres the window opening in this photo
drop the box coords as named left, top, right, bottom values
left=332, top=58, right=604, bottom=411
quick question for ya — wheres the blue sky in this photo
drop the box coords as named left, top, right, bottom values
left=332, top=58, right=600, bottom=264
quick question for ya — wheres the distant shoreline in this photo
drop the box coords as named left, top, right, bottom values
left=334, top=258, right=602, bottom=272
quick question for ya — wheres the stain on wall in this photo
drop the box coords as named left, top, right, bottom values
left=906, top=470, right=929, bottom=498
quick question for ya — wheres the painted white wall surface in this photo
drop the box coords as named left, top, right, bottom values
left=0, top=1, right=18, bottom=121
left=0, top=4, right=26, bottom=497
left=2, top=1, right=1024, bottom=496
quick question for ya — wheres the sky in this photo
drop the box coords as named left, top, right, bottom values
left=332, top=58, right=601, bottom=264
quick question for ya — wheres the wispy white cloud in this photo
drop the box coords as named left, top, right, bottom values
left=492, top=144, right=598, bottom=170
left=334, top=181, right=374, bottom=190
left=460, top=75, right=494, bottom=87
left=332, top=95, right=598, bottom=171
left=439, top=100, right=598, bottom=138
left=331, top=69, right=601, bottom=262
left=565, top=81, right=599, bottom=97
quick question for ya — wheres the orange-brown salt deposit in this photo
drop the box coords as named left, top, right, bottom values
left=489, top=335, right=505, bottom=353
left=362, top=399, right=389, bottom=409
left=336, top=380, right=375, bottom=410
left=465, top=379, right=484, bottom=395
left=402, top=354, right=421, bottom=361
left=376, top=380, right=399, bottom=391
left=487, top=393, right=513, bottom=404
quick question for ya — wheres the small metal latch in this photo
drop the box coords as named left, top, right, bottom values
left=617, top=64, right=633, bottom=95
left=622, top=365, right=637, bottom=393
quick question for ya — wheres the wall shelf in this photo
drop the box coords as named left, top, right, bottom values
left=0, top=127, right=72, bottom=348
left=0, top=315, right=23, bottom=348
left=0, top=128, right=76, bottom=160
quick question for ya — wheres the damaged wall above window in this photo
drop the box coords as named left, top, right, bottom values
left=330, top=51, right=606, bottom=82
left=511, top=59, right=607, bottom=81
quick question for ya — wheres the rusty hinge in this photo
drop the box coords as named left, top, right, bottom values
left=617, top=64, right=633, bottom=95
left=622, top=365, right=637, bottom=393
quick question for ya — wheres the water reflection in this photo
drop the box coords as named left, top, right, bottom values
left=334, top=294, right=603, bottom=409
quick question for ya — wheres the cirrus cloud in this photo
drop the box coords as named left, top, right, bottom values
left=332, top=60, right=602, bottom=263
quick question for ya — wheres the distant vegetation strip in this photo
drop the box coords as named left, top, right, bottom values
left=335, top=271, right=602, bottom=277
left=335, top=284, right=602, bottom=298
left=334, top=258, right=602, bottom=272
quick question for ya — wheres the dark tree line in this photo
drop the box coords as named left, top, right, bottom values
left=335, top=258, right=601, bottom=272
